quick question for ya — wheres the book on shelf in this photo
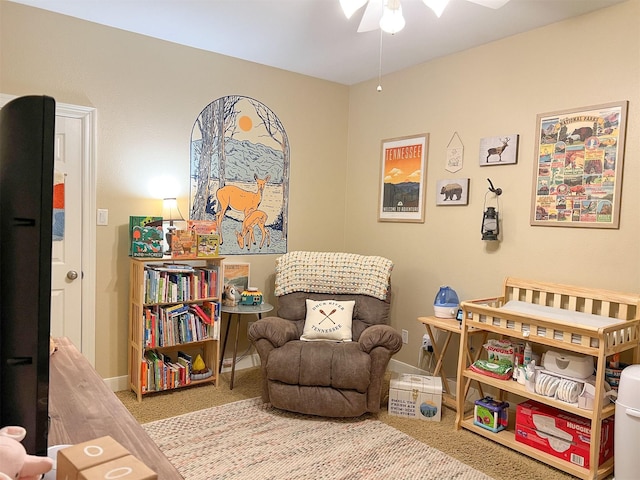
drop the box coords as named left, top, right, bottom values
left=194, top=265, right=219, bottom=299
left=144, top=262, right=220, bottom=304
left=164, top=303, right=188, bottom=317
left=129, top=216, right=164, bottom=258
left=177, top=351, right=193, bottom=384
left=144, top=305, right=218, bottom=348
left=187, top=219, right=218, bottom=235
left=190, top=304, right=212, bottom=325
left=140, top=361, right=148, bottom=393
left=171, top=229, right=197, bottom=259
left=202, top=300, right=220, bottom=340
left=155, top=263, right=195, bottom=273
left=144, top=350, right=160, bottom=391
left=196, top=233, right=219, bottom=258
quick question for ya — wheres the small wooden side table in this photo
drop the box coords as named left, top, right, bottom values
left=220, top=302, right=273, bottom=389
left=417, top=315, right=488, bottom=410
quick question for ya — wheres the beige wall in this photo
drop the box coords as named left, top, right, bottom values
left=345, top=0, right=640, bottom=366
left=0, top=1, right=349, bottom=378
left=2, top=1, right=639, bottom=379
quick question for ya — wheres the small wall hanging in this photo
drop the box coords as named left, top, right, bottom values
left=445, top=132, right=463, bottom=173
left=436, top=178, right=470, bottom=206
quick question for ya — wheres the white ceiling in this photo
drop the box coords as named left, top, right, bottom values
left=9, top=0, right=625, bottom=85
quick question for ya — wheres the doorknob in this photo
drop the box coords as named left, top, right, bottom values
left=66, top=270, right=79, bottom=280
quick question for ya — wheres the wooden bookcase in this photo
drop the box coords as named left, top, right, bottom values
left=128, top=256, right=224, bottom=402
left=454, top=277, right=640, bottom=480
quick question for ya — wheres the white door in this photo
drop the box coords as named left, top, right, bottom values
left=50, top=115, right=83, bottom=350
left=1, top=95, right=96, bottom=366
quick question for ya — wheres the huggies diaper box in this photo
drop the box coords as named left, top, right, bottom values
left=388, top=374, right=443, bottom=421
left=515, top=400, right=613, bottom=469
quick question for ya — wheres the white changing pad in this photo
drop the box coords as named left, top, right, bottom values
left=500, top=300, right=625, bottom=329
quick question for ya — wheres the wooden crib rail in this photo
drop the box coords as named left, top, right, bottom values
left=503, top=277, right=640, bottom=320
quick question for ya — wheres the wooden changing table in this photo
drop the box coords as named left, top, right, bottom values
left=454, top=277, right=640, bottom=480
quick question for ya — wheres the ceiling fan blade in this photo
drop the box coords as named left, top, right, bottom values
left=357, top=0, right=383, bottom=33
left=340, top=0, right=369, bottom=19
left=465, top=0, right=511, bottom=8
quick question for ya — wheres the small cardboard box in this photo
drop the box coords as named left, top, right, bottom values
left=78, top=454, right=158, bottom=480
left=515, top=400, right=614, bottom=468
left=56, top=436, right=130, bottom=480
left=388, top=374, right=442, bottom=421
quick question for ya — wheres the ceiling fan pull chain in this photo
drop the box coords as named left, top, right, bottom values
left=377, top=28, right=383, bottom=92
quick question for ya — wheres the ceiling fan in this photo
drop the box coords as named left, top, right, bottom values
left=340, top=0, right=512, bottom=34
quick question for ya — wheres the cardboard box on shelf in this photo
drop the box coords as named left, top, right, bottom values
left=388, top=374, right=442, bottom=421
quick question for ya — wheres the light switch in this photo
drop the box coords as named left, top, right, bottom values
left=97, top=208, right=108, bottom=226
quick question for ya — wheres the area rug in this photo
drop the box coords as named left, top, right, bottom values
left=143, top=397, right=494, bottom=480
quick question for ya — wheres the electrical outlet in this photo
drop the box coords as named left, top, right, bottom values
left=422, top=333, right=433, bottom=352
left=401, top=329, right=409, bottom=344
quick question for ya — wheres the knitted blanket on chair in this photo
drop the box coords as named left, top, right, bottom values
left=274, top=251, right=393, bottom=300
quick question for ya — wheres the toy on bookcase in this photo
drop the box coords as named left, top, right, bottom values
left=171, top=230, right=197, bottom=259
left=191, top=353, right=212, bottom=380
left=129, top=216, right=163, bottom=258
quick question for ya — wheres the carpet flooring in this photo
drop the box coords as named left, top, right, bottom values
left=116, top=367, right=577, bottom=480
left=143, top=397, right=494, bottom=480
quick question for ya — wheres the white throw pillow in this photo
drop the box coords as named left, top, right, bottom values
left=300, top=299, right=355, bottom=342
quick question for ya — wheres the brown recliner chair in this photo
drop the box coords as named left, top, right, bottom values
left=248, top=251, right=402, bottom=417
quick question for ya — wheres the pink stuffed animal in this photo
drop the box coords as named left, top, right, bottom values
left=0, top=426, right=53, bottom=480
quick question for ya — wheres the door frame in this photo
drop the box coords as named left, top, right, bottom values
left=0, top=94, right=97, bottom=366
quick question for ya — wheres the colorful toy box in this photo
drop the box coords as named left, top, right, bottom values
left=474, top=397, right=509, bottom=432
left=515, top=400, right=614, bottom=469
left=388, top=374, right=442, bottom=421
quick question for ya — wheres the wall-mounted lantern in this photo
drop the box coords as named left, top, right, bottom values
left=481, top=179, right=502, bottom=241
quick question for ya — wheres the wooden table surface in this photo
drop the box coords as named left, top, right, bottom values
left=48, top=337, right=183, bottom=479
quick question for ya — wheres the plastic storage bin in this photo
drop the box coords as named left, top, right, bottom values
left=615, top=364, right=640, bottom=480
left=474, top=397, right=508, bottom=432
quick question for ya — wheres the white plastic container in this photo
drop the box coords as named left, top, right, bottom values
left=433, top=286, right=459, bottom=319
left=614, top=364, right=640, bottom=479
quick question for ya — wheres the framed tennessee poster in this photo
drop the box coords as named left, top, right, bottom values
left=530, top=101, right=628, bottom=228
left=378, top=133, right=429, bottom=223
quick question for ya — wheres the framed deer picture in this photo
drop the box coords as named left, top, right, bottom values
left=479, top=134, right=519, bottom=166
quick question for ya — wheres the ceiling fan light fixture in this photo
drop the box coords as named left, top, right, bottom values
left=379, top=0, right=405, bottom=34
left=466, top=0, right=511, bottom=8
left=339, top=0, right=369, bottom=19
left=422, top=0, right=450, bottom=18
